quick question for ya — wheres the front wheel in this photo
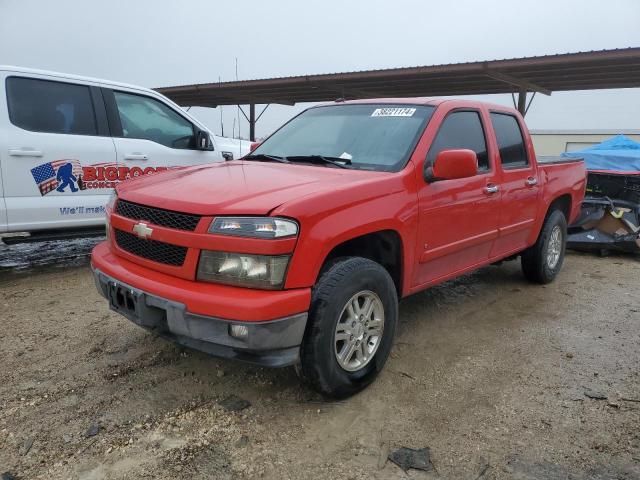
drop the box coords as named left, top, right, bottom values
left=299, top=257, right=398, bottom=398
left=521, top=209, right=567, bottom=284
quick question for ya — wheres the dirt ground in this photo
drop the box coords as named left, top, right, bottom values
left=1, top=240, right=639, bottom=480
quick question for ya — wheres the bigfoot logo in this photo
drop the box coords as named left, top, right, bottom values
left=56, top=163, right=79, bottom=192
left=31, top=160, right=171, bottom=195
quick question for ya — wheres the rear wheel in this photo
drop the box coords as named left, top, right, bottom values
left=521, top=209, right=567, bottom=284
left=299, top=257, right=398, bottom=398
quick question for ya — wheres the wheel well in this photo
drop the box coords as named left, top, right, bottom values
left=548, top=194, right=571, bottom=220
left=320, top=230, right=403, bottom=296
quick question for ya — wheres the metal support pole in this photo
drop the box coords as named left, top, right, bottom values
left=524, top=91, right=537, bottom=116
left=517, top=89, right=527, bottom=116
left=249, top=103, right=256, bottom=141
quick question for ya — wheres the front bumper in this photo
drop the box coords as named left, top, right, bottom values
left=91, top=241, right=311, bottom=321
left=93, top=268, right=308, bottom=367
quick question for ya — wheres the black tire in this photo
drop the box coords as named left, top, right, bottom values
left=521, top=209, right=567, bottom=284
left=299, top=257, right=398, bottom=398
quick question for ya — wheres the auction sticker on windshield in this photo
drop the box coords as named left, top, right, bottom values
left=371, top=107, right=416, bottom=117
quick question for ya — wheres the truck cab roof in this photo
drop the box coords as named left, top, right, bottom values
left=318, top=97, right=520, bottom=115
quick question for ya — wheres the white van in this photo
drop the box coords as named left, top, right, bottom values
left=0, top=66, right=249, bottom=244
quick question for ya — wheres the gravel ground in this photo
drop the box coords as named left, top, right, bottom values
left=0, top=241, right=639, bottom=479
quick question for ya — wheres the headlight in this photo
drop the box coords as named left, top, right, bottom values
left=209, top=217, right=298, bottom=239
left=197, top=251, right=290, bottom=289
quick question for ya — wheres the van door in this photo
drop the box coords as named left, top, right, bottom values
left=104, top=89, right=220, bottom=179
left=0, top=74, right=116, bottom=233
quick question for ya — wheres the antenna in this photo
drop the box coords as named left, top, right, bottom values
left=236, top=57, right=242, bottom=150
left=219, top=75, right=224, bottom=137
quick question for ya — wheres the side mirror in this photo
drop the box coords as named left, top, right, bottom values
left=196, top=130, right=214, bottom=151
left=249, top=141, right=261, bottom=152
left=426, top=149, right=478, bottom=182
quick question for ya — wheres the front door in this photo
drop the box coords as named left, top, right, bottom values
left=413, top=109, right=501, bottom=288
left=106, top=89, right=220, bottom=181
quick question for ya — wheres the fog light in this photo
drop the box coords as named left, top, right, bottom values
left=229, top=324, right=249, bottom=339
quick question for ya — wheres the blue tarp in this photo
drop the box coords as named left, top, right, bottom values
left=561, top=134, right=640, bottom=172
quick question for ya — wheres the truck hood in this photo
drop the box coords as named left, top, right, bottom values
left=116, top=160, right=383, bottom=215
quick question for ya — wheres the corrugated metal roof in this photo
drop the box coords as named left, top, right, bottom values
left=156, top=48, right=640, bottom=107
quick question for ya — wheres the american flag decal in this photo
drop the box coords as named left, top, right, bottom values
left=30, top=159, right=83, bottom=196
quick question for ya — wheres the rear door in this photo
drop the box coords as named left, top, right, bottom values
left=105, top=88, right=221, bottom=177
left=0, top=73, right=116, bottom=233
left=414, top=108, right=501, bottom=287
left=488, top=112, right=540, bottom=256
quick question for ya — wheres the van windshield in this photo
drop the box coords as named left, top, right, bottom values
left=249, top=104, right=435, bottom=172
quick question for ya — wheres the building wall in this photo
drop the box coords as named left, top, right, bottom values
left=530, top=130, right=640, bottom=156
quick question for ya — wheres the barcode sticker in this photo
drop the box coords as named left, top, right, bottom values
left=371, top=107, right=416, bottom=117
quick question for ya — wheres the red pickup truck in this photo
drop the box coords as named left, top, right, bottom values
left=91, top=98, right=586, bottom=397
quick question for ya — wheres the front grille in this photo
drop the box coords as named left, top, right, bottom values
left=114, top=229, right=187, bottom=266
left=115, top=200, right=201, bottom=231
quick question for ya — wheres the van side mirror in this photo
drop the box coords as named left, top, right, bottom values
left=425, top=149, right=478, bottom=182
left=196, top=130, right=214, bottom=151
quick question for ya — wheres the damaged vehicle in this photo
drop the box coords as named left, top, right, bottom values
left=91, top=98, right=586, bottom=397
left=563, top=135, right=640, bottom=255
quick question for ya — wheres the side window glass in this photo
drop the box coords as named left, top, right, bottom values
left=6, top=77, right=97, bottom=135
left=490, top=113, right=528, bottom=168
left=113, top=91, right=195, bottom=149
left=426, top=111, right=489, bottom=171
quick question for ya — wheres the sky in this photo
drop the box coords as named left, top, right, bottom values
left=1, top=0, right=639, bottom=139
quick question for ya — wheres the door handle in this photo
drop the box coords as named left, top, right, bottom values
left=484, top=184, right=499, bottom=194
left=526, top=177, right=538, bottom=186
left=9, top=148, right=43, bottom=157
left=123, top=154, right=148, bottom=161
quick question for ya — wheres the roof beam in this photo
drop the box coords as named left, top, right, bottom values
left=307, top=80, right=393, bottom=99
left=482, top=66, right=552, bottom=96
left=157, top=48, right=640, bottom=106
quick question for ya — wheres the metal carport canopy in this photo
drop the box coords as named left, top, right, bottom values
left=156, top=47, right=640, bottom=140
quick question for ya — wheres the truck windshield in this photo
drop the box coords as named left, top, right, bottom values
left=250, top=104, right=436, bottom=172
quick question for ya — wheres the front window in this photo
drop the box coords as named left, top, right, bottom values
left=426, top=110, right=489, bottom=171
left=252, top=104, right=435, bottom=172
left=113, top=91, right=195, bottom=149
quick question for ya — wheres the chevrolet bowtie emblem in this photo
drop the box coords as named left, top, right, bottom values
left=132, top=222, right=153, bottom=239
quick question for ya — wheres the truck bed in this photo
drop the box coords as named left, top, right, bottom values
left=537, top=157, right=587, bottom=226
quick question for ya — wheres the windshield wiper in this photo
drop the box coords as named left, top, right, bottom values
left=287, top=155, right=352, bottom=169
left=243, top=153, right=290, bottom=164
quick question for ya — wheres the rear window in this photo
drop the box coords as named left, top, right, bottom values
left=490, top=112, right=528, bottom=168
left=6, top=77, right=97, bottom=135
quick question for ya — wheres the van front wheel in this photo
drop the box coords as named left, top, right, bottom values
left=299, top=257, right=398, bottom=398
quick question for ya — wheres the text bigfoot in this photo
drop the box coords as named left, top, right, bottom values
left=80, top=165, right=170, bottom=189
